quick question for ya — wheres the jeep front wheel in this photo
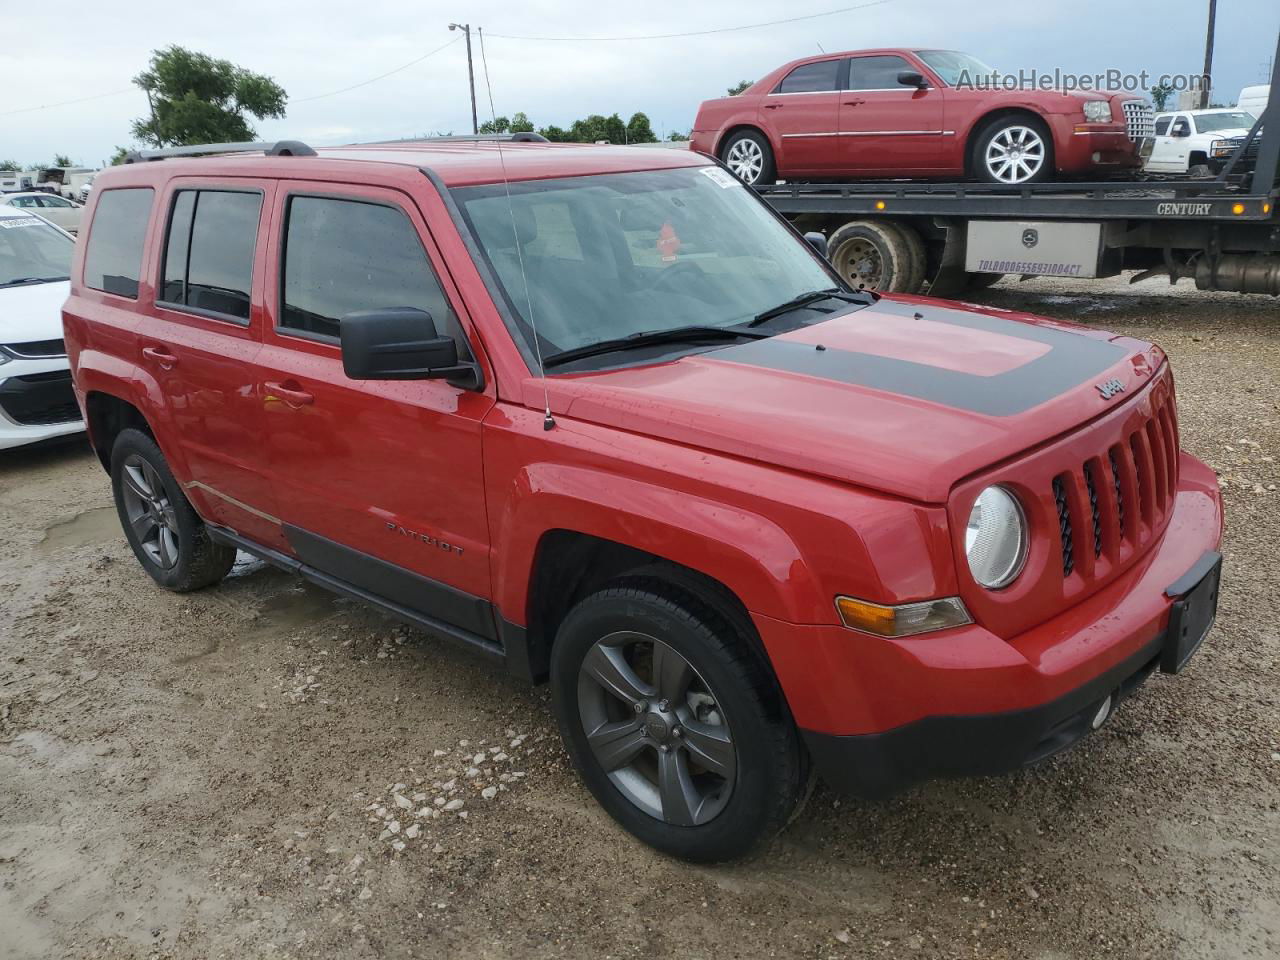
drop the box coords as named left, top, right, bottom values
left=550, top=579, right=805, bottom=861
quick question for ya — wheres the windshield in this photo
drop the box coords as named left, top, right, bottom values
left=0, top=215, right=73, bottom=287
left=1194, top=112, right=1256, bottom=133
left=455, top=166, right=846, bottom=370
left=915, top=50, right=997, bottom=87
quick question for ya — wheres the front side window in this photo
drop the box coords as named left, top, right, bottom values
left=775, top=60, right=841, bottom=94
left=1154, top=116, right=1172, bottom=136
left=279, top=196, right=462, bottom=349
left=455, top=166, right=849, bottom=371
left=160, top=189, right=261, bottom=320
left=83, top=187, right=153, bottom=298
left=846, top=55, right=915, bottom=90
left=9, top=196, right=39, bottom=208
left=0, top=214, right=73, bottom=288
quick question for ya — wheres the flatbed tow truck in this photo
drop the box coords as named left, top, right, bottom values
left=757, top=33, right=1280, bottom=297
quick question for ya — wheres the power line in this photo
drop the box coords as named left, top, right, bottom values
left=294, top=35, right=463, bottom=103
left=485, top=0, right=893, bottom=41
left=0, top=88, right=135, bottom=119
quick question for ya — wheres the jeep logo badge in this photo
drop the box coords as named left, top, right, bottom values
left=1021, top=228, right=1039, bottom=248
left=1095, top=377, right=1125, bottom=400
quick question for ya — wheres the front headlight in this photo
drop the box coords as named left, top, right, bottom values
left=966, top=486, right=1028, bottom=589
left=1210, top=139, right=1233, bottom=158
left=1083, top=100, right=1113, bottom=123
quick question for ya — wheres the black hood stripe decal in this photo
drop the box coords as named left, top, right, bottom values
left=708, top=304, right=1126, bottom=417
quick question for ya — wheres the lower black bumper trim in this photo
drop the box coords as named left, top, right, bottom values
left=800, top=629, right=1165, bottom=799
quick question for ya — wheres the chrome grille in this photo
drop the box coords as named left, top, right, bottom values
left=2, top=338, right=66, bottom=359
left=1122, top=100, right=1155, bottom=141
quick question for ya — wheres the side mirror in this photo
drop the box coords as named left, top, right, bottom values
left=897, top=71, right=928, bottom=89
left=340, top=307, right=480, bottom=387
left=1171, top=121, right=1191, bottom=138
left=804, top=231, right=829, bottom=259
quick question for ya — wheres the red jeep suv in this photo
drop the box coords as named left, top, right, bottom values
left=64, top=136, right=1221, bottom=861
left=691, top=49, right=1153, bottom=185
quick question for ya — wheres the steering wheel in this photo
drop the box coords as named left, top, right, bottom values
left=645, top=259, right=706, bottom=294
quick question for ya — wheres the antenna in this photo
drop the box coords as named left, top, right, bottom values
left=477, top=28, right=556, bottom=432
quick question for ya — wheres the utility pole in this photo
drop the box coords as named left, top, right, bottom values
left=1199, top=0, right=1217, bottom=109
left=449, top=23, right=478, bottom=134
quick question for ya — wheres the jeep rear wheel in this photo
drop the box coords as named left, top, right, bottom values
left=110, top=428, right=235, bottom=591
left=550, top=579, right=805, bottom=861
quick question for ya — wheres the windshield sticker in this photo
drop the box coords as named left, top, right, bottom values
left=0, top=217, right=43, bottom=229
left=657, top=222, right=682, bottom=262
left=699, top=167, right=739, bottom=189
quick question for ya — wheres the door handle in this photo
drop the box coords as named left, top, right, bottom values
left=763, top=103, right=782, bottom=110
left=265, top=380, right=315, bottom=406
left=142, top=345, right=178, bottom=369
left=844, top=99, right=866, bottom=106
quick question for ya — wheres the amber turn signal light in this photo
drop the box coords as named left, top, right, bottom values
left=835, top=595, right=972, bottom=638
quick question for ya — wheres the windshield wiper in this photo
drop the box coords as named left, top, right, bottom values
left=1, top=276, right=68, bottom=288
left=543, top=325, right=770, bottom=369
left=748, top=288, right=873, bottom=327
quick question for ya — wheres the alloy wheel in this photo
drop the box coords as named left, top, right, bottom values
left=984, top=125, right=1047, bottom=183
left=577, top=631, right=736, bottom=826
left=120, top=454, right=180, bottom=569
left=724, top=138, right=765, bottom=184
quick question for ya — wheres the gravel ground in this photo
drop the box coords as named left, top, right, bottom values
left=1, top=275, right=1277, bottom=960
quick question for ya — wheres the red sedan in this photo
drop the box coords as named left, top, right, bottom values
left=691, top=49, right=1153, bottom=185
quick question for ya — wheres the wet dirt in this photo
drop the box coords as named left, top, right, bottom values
left=1, top=285, right=1278, bottom=959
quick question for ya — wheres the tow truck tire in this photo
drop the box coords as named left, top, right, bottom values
left=719, top=130, right=776, bottom=186
left=965, top=271, right=1005, bottom=292
left=827, top=220, right=920, bottom=293
left=971, top=116, right=1054, bottom=184
left=892, top=221, right=928, bottom=293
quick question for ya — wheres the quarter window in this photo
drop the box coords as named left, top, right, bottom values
left=83, top=187, right=153, bottom=299
left=846, top=55, right=915, bottom=90
left=159, top=189, right=261, bottom=321
left=774, top=60, right=840, bottom=94
left=279, top=196, right=462, bottom=348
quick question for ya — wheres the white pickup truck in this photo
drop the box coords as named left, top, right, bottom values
left=1145, top=108, right=1258, bottom=174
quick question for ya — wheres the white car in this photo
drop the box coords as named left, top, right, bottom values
left=0, top=206, right=82, bottom=450
left=1145, top=108, right=1258, bottom=174
left=0, top=192, right=84, bottom=234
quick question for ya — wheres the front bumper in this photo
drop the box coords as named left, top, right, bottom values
left=1050, top=117, right=1141, bottom=171
left=753, top=452, right=1223, bottom=797
left=0, top=356, right=84, bottom=450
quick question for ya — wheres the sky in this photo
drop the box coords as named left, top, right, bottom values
left=2, top=0, right=1277, bottom=167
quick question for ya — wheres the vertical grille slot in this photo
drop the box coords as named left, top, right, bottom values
left=1053, top=475, right=1074, bottom=576
left=1109, top=448, right=1125, bottom=538
left=1082, top=462, right=1103, bottom=557
left=1145, top=419, right=1169, bottom=511
left=1131, top=433, right=1155, bottom=526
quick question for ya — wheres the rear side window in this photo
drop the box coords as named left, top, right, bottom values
left=279, top=196, right=461, bottom=347
left=83, top=188, right=153, bottom=298
left=846, top=55, right=914, bottom=90
left=1154, top=116, right=1171, bottom=136
left=160, top=189, right=262, bottom=321
left=774, top=60, right=840, bottom=94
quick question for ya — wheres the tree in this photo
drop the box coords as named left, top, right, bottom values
left=510, top=112, right=535, bottom=133
left=667, top=130, right=690, bottom=142
left=625, top=112, right=657, bottom=143
left=478, top=116, right=510, bottom=134
left=0, top=159, right=19, bottom=171
left=727, top=80, right=753, bottom=96
left=1150, top=81, right=1175, bottom=112
left=109, top=146, right=131, bottom=166
left=539, top=124, right=570, bottom=142
left=131, top=45, right=287, bottom=147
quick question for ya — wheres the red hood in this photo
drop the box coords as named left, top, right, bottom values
left=525, top=296, right=1165, bottom=503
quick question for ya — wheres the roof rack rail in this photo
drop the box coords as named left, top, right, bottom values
left=363, top=132, right=550, bottom=145
left=123, top=140, right=317, bottom=164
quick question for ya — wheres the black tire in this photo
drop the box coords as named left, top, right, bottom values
left=827, top=219, right=919, bottom=292
left=718, top=129, right=776, bottom=186
left=971, top=115, right=1054, bottom=184
left=110, top=428, right=235, bottom=592
left=550, top=578, right=805, bottom=862
left=891, top=220, right=928, bottom=293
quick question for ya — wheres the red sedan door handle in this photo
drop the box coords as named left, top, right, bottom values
left=141, top=345, right=178, bottom=369
left=265, top=380, right=315, bottom=407
left=844, top=99, right=865, bottom=106
left=763, top=102, right=782, bottom=110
